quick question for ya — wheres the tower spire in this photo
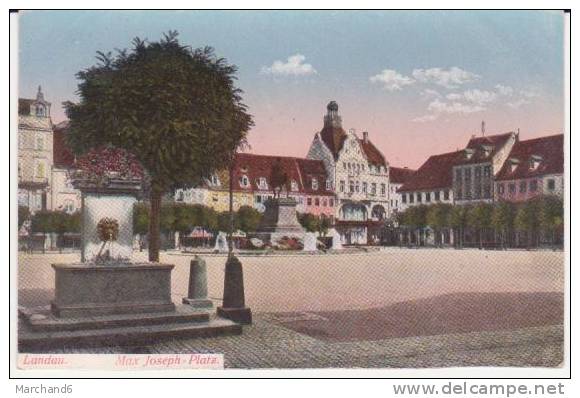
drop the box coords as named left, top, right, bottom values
left=36, top=85, right=45, bottom=102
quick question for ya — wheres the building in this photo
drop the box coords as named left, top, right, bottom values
left=452, top=131, right=518, bottom=205
left=307, top=101, right=390, bottom=244
left=18, top=86, right=53, bottom=213
left=51, top=121, right=81, bottom=213
left=397, top=150, right=460, bottom=211
left=175, top=153, right=335, bottom=218
left=388, top=167, right=416, bottom=215
left=494, top=134, right=564, bottom=202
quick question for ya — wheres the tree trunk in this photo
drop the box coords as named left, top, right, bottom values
left=148, top=187, right=162, bottom=262
left=228, top=165, right=234, bottom=257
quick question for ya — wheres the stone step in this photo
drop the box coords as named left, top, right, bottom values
left=18, top=316, right=242, bottom=352
left=20, top=305, right=211, bottom=333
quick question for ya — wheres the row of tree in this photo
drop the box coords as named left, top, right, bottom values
left=19, top=208, right=82, bottom=252
left=133, top=203, right=263, bottom=249
left=297, top=213, right=332, bottom=236
left=395, top=195, right=564, bottom=249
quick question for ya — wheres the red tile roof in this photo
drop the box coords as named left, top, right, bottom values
left=53, top=121, right=76, bottom=169
left=233, top=153, right=333, bottom=196
left=358, top=138, right=387, bottom=167
left=389, top=166, right=416, bottom=184
left=495, top=134, right=564, bottom=181
left=398, top=150, right=464, bottom=192
left=456, top=132, right=515, bottom=165
left=320, top=125, right=347, bottom=160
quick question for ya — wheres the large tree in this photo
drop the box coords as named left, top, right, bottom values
left=65, top=31, right=253, bottom=261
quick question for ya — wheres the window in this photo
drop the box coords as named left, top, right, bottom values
left=176, top=190, right=184, bottom=202
left=343, top=162, right=346, bottom=170
left=417, top=193, right=422, bottom=203
left=258, top=177, right=268, bottom=190
left=390, top=200, right=393, bottom=207
left=315, top=198, right=320, bottom=206
left=340, top=180, right=345, bottom=192
left=36, top=135, right=44, bottom=151
left=307, top=198, right=312, bottom=206
left=36, top=105, right=46, bottom=117
left=326, top=179, right=331, bottom=190
left=519, top=181, right=527, bottom=193
left=361, top=182, right=366, bottom=193
left=239, top=175, right=249, bottom=188
left=355, top=181, right=360, bottom=192
left=349, top=181, right=354, bottom=193
left=426, top=192, right=431, bottom=202
left=210, top=175, right=220, bottom=186
left=256, top=195, right=262, bottom=203
left=444, top=190, right=450, bottom=200
left=547, top=179, right=555, bottom=191
left=530, top=180, right=538, bottom=192
left=402, top=194, right=407, bottom=204
left=329, top=198, right=334, bottom=207
left=409, top=193, right=415, bottom=203
left=371, top=183, right=377, bottom=195
left=380, top=184, right=386, bottom=196
left=434, top=191, right=440, bottom=201
left=484, top=165, right=492, bottom=178
left=395, top=200, right=398, bottom=207
left=498, top=183, right=505, bottom=195
left=291, top=180, right=299, bottom=191
left=323, top=199, right=327, bottom=207
left=312, top=178, right=318, bottom=190
left=36, top=162, right=45, bottom=178
left=63, top=200, right=74, bottom=213
left=508, top=183, right=516, bottom=193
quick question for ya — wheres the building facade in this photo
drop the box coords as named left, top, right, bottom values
left=494, top=134, right=564, bottom=202
left=18, top=87, right=53, bottom=213
left=307, top=101, right=390, bottom=244
left=175, top=153, right=335, bottom=217
left=452, top=132, right=517, bottom=205
left=51, top=121, right=81, bottom=213
left=397, top=150, right=459, bottom=212
left=388, top=167, right=416, bottom=215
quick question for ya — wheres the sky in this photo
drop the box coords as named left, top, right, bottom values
left=18, top=10, right=565, bottom=169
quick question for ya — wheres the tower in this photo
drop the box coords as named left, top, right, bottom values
left=324, top=101, right=342, bottom=128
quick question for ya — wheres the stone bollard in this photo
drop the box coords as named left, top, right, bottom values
left=182, top=256, right=213, bottom=308
left=217, top=255, right=252, bottom=324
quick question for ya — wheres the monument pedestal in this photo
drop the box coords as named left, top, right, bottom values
left=254, top=198, right=306, bottom=243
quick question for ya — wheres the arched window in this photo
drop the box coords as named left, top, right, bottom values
left=239, top=175, right=250, bottom=188
left=36, top=162, right=45, bottom=178
left=36, top=105, right=46, bottom=117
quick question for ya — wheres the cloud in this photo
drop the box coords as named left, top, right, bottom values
left=413, top=98, right=485, bottom=122
left=495, top=84, right=514, bottom=96
left=506, top=88, right=539, bottom=108
left=261, top=54, right=317, bottom=76
left=420, top=89, right=442, bottom=99
left=463, top=89, right=498, bottom=105
left=507, top=99, right=531, bottom=109
left=412, top=67, right=480, bottom=89
left=369, top=69, right=415, bottom=91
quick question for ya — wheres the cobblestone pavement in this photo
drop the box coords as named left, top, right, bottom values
left=47, top=315, right=563, bottom=368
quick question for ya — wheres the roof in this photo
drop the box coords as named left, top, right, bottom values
left=398, top=150, right=464, bottom=192
left=18, top=99, right=34, bottom=115
left=456, top=132, right=515, bottom=165
left=319, top=125, right=347, bottom=160
left=389, top=166, right=416, bottom=184
left=53, top=121, right=76, bottom=169
left=495, top=134, right=564, bottom=181
left=358, top=138, right=387, bottom=167
left=232, top=153, right=333, bottom=196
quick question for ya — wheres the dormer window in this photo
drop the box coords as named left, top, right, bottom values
left=239, top=175, right=250, bottom=188
left=464, top=148, right=475, bottom=160
left=290, top=180, right=299, bottom=191
left=529, top=155, right=542, bottom=170
left=481, top=145, right=493, bottom=158
left=312, top=178, right=319, bottom=190
left=35, top=105, right=46, bottom=117
left=176, top=189, right=184, bottom=202
left=258, top=177, right=268, bottom=190
left=209, top=175, right=220, bottom=186
left=508, top=158, right=520, bottom=173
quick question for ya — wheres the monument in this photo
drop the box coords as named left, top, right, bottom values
left=19, top=149, right=242, bottom=350
left=214, top=231, right=228, bottom=253
left=330, top=228, right=343, bottom=250
left=254, top=197, right=306, bottom=244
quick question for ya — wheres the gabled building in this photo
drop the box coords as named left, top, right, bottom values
left=452, top=131, right=518, bottom=204
left=397, top=150, right=460, bottom=210
left=388, top=166, right=416, bottom=215
left=307, top=101, right=390, bottom=244
left=18, top=86, right=53, bottom=213
left=494, top=134, right=564, bottom=202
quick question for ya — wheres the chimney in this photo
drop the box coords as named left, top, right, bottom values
left=362, top=131, right=369, bottom=143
